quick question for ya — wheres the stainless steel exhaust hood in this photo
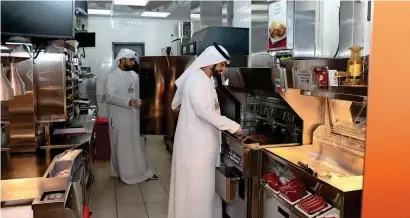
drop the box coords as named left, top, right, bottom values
left=8, top=62, right=25, bottom=96
left=183, top=26, right=249, bottom=55
left=181, top=26, right=249, bottom=67
left=0, top=64, right=13, bottom=101
left=223, top=68, right=275, bottom=93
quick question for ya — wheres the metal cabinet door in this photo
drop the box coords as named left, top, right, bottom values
left=264, top=192, right=300, bottom=218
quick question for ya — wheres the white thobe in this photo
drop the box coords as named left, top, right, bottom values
left=105, top=68, right=153, bottom=184
left=168, top=69, right=240, bottom=218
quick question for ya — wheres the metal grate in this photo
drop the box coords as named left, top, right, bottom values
left=308, top=160, right=349, bottom=178
left=313, top=122, right=366, bottom=157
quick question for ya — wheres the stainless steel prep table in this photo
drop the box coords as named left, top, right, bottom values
left=1, top=109, right=96, bottom=180
left=1, top=109, right=97, bottom=218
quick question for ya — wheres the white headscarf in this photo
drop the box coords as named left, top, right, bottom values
left=102, top=49, right=140, bottom=102
left=171, top=44, right=230, bottom=110
left=108, top=48, right=140, bottom=74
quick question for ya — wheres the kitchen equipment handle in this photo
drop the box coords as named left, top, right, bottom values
left=277, top=206, right=290, bottom=218
left=222, top=130, right=248, bottom=142
left=297, top=161, right=316, bottom=176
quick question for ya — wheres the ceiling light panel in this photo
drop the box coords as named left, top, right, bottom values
left=113, top=0, right=149, bottom=6
left=190, top=13, right=200, bottom=19
left=141, top=11, right=170, bottom=17
left=87, top=9, right=111, bottom=15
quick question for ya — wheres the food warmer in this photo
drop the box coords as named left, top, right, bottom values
left=1, top=41, right=79, bottom=154
left=215, top=57, right=316, bottom=218
left=258, top=58, right=368, bottom=218
left=260, top=121, right=365, bottom=218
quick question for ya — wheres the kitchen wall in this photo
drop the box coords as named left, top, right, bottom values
left=233, top=0, right=251, bottom=29
left=84, top=1, right=267, bottom=116
left=83, top=16, right=178, bottom=116
left=250, top=1, right=269, bottom=54
left=233, top=0, right=252, bottom=54
left=232, top=0, right=269, bottom=53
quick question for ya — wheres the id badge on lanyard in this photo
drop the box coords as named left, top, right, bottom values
left=214, top=98, right=220, bottom=111
left=128, top=82, right=134, bottom=94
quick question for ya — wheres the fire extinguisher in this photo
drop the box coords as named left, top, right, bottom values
left=83, top=205, right=92, bottom=218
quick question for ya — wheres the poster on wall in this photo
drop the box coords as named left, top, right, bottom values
left=268, top=0, right=287, bottom=50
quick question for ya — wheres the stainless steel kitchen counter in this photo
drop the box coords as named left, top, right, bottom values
left=1, top=177, right=69, bottom=205
left=1, top=154, right=50, bottom=180
left=1, top=109, right=96, bottom=180
left=264, top=145, right=363, bottom=192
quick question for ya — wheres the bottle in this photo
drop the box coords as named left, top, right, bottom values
left=274, top=58, right=282, bottom=92
left=347, top=46, right=363, bottom=77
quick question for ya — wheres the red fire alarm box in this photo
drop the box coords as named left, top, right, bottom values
left=313, top=67, right=329, bottom=89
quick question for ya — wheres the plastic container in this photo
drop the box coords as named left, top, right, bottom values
left=94, top=116, right=110, bottom=160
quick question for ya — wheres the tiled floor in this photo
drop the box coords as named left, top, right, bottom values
left=89, top=136, right=171, bottom=218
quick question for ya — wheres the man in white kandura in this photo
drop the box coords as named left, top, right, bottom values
left=168, top=43, right=242, bottom=218
left=103, top=48, right=158, bottom=184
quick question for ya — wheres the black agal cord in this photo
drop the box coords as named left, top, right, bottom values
left=213, top=42, right=230, bottom=61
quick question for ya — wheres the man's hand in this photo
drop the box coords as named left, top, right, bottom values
left=129, top=99, right=142, bottom=108
left=234, top=127, right=243, bottom=135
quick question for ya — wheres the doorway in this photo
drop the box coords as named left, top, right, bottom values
left=112, top=42, right=145, bottom=59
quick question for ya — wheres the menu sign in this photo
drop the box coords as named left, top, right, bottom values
left=268, top=0, right=287, bottom=50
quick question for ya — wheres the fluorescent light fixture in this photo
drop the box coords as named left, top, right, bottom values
left=252, top=4, right=268, bottom=11
left=0, top=45, right=10, bottom=50
left=141, top=11, right=170, bottom=18
left=113, top=0, right=149, bottom=6
left=87, top=9, right=111, bottom=15
left=191, top=13, right=200, bottom=19
left=5, top=42, right=32, bottom=46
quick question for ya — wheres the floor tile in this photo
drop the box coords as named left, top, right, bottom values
left=140, top=180, right=168, bottom=203
left=90, top=186, right=115, bottom=198
left=162, top=180, right=170, bottom=193
left=157, top=171, right=171, bottom=180
left=92, top=169, right=114, bottom=182
left=115, top=180, right=142, bottom=196
left=117, top=204, right=148, bottom=218
left=156, top=165, right=171, bottom=173
left=145, top=201, right=168, bottom=215
left=90, top=207, right=117, bottom=218
left=90, top=135, right=173, bottom=217
left=149, top=214, right=167, bottom=218
left=93, top=160, right=111, bottom=169
left=91, top=178, right=115, bottom=193
left=140, top=180, right=164, bottom=191
left=140, top=181, right=167, bottom=196
left=116, top=192, right=144, bottom=205
left=142, top=191, right=168, bottom=204
left=89, top=197, right=116, bottom=210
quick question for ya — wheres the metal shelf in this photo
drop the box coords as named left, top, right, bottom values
left=300, top=86, right=368, bottom=102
